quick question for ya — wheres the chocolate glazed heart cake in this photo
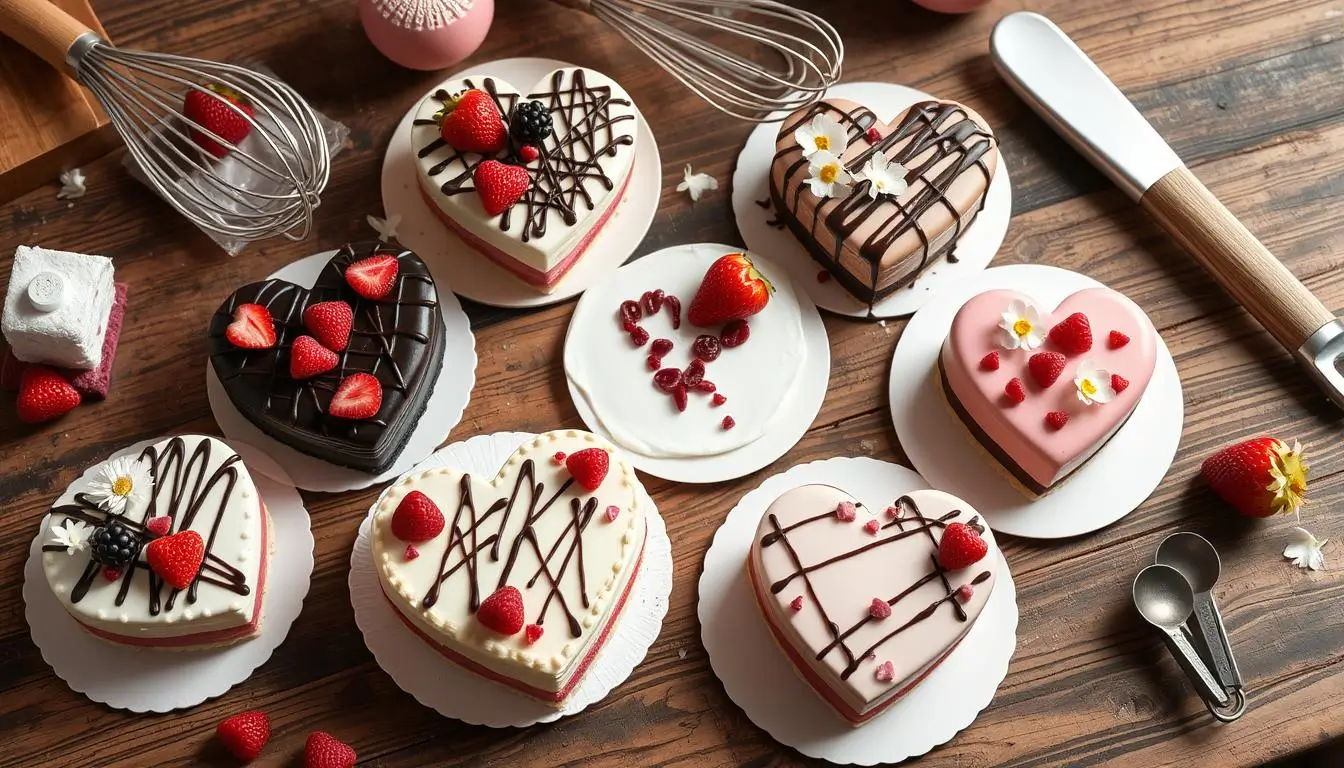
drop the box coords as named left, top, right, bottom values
left=769, top=98, right=998, bottom=310
left=208, top=242, right=446, bottom=473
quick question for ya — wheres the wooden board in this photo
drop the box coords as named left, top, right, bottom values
left=1, top=0, right=1343, bottom=766
left=0, top=0, right=115, bottom=203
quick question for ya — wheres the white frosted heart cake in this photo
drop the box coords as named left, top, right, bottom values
left=371, top=430, right=647, bottom=705
left=41, top=435, right=270, bottom=649
left=411, top=67, right=639, bottom=292
left=748, top=486, right=997, bottom=725
left=939, top=287, right=1159, bottom=496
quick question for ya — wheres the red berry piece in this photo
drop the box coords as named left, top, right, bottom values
left=651, top=338, right=674, bottom=357
left=473, top=160, right=530, bottom=216
left=16, top=366, right=81, bottom=424
left=146, top=516, right=172, bottom=536
left=789, top=595, right=804, bottom=611
left=216, top=710, right=271, bottom=762
left=937, top=522, right=989, bottom=570
left=956, top=585, right=974, bottom=602
left=102, top=567, right=121, bottom=582
left=303, top=301, right=354, bottom=352
left=864, top=519, right=880, bottom=535
left=641, top=289, right=665, bottom=315
left=525, top=624, right=544, bottom=644
left=391, top=490, right=445, bottom=542
left=604, top=505, right=620, bottom=523
left=673, top=384, right=689, bottom=412
left=184, top=84, right=255, bottom=159
left=225, top=303, right=276, bottom=350
left=1108, top=330, right=1130, bottom=349
left=1028, top=351, right=1067, bottom=388
left=519, top=144, right=540, bottom=162
left=1045, top=411, right=1070, bottom=430
left=304, top=731, right=357, bottom=768
left=552, top=451, right=566, bottom=465
left=566, top=448, right=610, bottom=491
left=721, top=415, right=735, bottom=430
left=653, top=368, right=682, bottom=392
left=720, top=319, right=750, bottom=347
left=1111, top=374, right=1130, bottom=393
left=329, top=373, right=382, bottom=419
left=664, top=295, right=682, bottom=329
left=146, top=530, right=205, bottom=590
left=694, top=380, right=716, bottom=393
left=621, top=319, right=637, bottom=333
left=1004, top=377, right=1026, bottom=405
left=816, top=270, right=831, bottom=283
left=885, top=506, right=899, bottom=520
left=682, top=359, right=706, bottom=387
left=404, top=544, right=419, bottom=560
left=835, top=501, right=857, bottom=522
left=619, top=300, right=642, bottom=325
left=692, top=334, right=722, bottom=361
left=289, top=335, right=339, bottom=380
left=476, top=586, right=525, bottom=635
left=646, top=355, right=662, bottom=371
left=869, top=597, right=892, bottom=619
left=344, top=253, right=399, bottom=300
left=1047, top=312, right=1093, bottom=355
left=874, top=660, right=895, bottom=683
left=629, top=326, right=650, bottom=347
left=711, top=393, right=727, bottom=406
left=865, top=126, right=882, bottom=144
left=437, top=89, right=507, bottom=154
left=979, top=351, right=1000, bottom=371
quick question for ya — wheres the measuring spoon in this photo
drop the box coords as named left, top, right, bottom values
left=1156, top=532, right=1244, bottom=692
left=1133, top=564, right=1231, bottom=710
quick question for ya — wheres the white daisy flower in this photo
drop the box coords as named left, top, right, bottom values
left=675, top=164, right=718, bottom=201
left=1074, top=359, right=1117, bottom=405
left=794, top=114, right=848, bottom=158
left=1284, top=526, right=1327, bottom=571
left=805, top=151, right=852, bottom=199
left=86, top=456, right=153, bottom=516
left=48, top=518, right=92, bottom=555
left=852, top=154, right=909, bottom=200
left=998, top=299, right=1045, bottom=350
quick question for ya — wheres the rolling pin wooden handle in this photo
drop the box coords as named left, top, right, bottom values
left=0, top=0, right=92, bottom=73
left=1140, top=165, right=1334, bottom=352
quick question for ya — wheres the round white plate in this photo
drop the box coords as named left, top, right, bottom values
left=889, top=264, right=1184, bottom=538
left=699, top=456, right=1018, bottom=764
left=563, top=243, right=831, bottom=484
left=349, top=431, right=673, bottom=726
left=732, top=82, right=1012, bottom=320
left=381, top=56, right=662, bottom=309
left=23, top=436, right=314, bottom=713
left=206, top=249, right=476, bottom=493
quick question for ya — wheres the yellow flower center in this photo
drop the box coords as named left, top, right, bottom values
left=1012, top=319, right=1032, bottom=337
left=819, top=164, right=838, bottom=184
left=1080, top=379, right=1097, bottom=397
left=111, top=477, right=133, bottom=497
left=814, top=135, right=831, bottom=151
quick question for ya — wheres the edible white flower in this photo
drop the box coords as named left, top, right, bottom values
left=367, top=212, right=401, bottom=243
left=57, top=168, right=86, bottom=200
left=1073, top=359, right=1116, bottom=405
left=852, top=154, right=909, bottom=200
left=794, top=114, right=848, bottom=158
left=998, top=299, right=1044, bottom=351
left=805, top=151, right=852, bottom=199
left=86, top=456, right=153, bottom=516
left=675, top=164, right=718, bottom=201
left=48, top=518, right=92, bottom=555
left=1284, top=526, right=1327, bottom=570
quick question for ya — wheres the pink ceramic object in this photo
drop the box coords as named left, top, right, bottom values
left=360, top=0, right=494, bottom=71
left=912, top=0, right=993, bottom=13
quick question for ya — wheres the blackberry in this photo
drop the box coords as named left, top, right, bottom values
left=510, top=101, right=553, bottom=145
left=90, top=520, right=142, bottom=569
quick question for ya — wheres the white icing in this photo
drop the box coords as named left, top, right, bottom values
left=566, top=245, right=807, bottom=458
left=2, top=245, right=115, bottom=369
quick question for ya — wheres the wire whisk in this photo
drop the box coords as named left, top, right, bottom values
left=551, top=0, right=844, bottom=122
left=0, top=0, right=330, bottom=244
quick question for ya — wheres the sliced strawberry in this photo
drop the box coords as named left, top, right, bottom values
left=345, top=254, right=399, bottom=300
left=329, top=372, right=382, bottom=419
left=289, top=336, right=338, bottom=380
left=303, top=301, right=353, bottom=351
left=225, top=303, right=275, bottom=349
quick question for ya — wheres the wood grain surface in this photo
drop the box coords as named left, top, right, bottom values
left=2, top=0, right=1344, bottom=766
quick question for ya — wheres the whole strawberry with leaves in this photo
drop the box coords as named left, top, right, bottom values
left=1201, top=436, right=1307, bottom=518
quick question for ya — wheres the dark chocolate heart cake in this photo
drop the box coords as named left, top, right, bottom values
left=207, top=242, right=446, bottom=473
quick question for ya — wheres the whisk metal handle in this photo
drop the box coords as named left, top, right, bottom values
left=0, top=0, right=96, bottom=73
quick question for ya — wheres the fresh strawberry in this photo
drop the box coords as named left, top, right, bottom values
left=216, top=711, right=270, bottom=762
left=937, top=522, right=988, bottom=569
left=289, top=336, right=338, bottom=380
left=146, top=530, right=205, bottom=590
left=525, top=624, right=544, bottom=644
left=391, top=489, right=445, bottom=542
left=979, top=351, right=999, bottom=371
left=687, top=253, right=774, bottom=327
left=304, top=731, right=356, bottom=768
left=1201, top=437, right=1308, bottom=517
left=437, top=89, right=507, bottom=154
left=184, top=84, right=254, bottom=159
left=1107, top=330, right=1130, bottom=349
left=329, top=373, right=382, bottom=419
left=16, top=366, right=80, bottom=424
left=473, top=160, right=530, bottom=217
left=566, top=448, right=610, bottom=491
left=344, top=253, right=399, bottom=300
left=225, top=303, right=275, bottom=349
left=1047, top=312, right=1092, bottom=354
left=1111, top=374, right=1130, bottom=394
left=1004, top=377, right=1026, bottom=405
left=1028, top=351, right=1067, bottom=388
left=146, top=516, right=173, bottom=536
left=477, top=585, right=525, bottom=635
left=1045, top=411, right=1069, bottom=430
left=303, top=301, right=353, bottom=351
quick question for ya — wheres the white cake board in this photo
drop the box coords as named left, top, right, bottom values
left=889, top=265, right=1184, bottom=539
left=732, top=82, right=1012, bottom=320
left=206, top=250, right=477, bottom=493
left=699, top=456, right=1018, bottom=763
left=349, top=431, right=673, bottom=726
left=23, top=436, right=314, bottom=713
left=381, top=57, right=662, bottom=309
left=563, top=243, right=831, bottom=484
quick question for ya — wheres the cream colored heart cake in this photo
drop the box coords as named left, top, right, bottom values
left=371, top=430, right=647, bottom=705
left=41, top=435, right=270, bottom=649
left=748, top=486, right=998, bottom=725
left=411, top=67, right=639, bottom=292
left=769, top=98, right=997, bottom=309
left=939, top=287, right=1159, bottom=496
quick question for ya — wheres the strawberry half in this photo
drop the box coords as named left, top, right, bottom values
left=687, top=252, right=774, bottom=327
left=345, top=253, right=399, bottom=300
left=565, top=448, right=610, bottom=491
left=477, top=585, right=525, bottom=635
left=303, top=301, right=353, bottom=351
left=146, top=530, right=205, bottom=590
left=289, top=335, right=338, bottom=380
left=225, top=303, right=276, bottom=349
left=391, top=489, right=445, bottom=542
left=473, top=160, right=530, bottom=217
left=16, top=366, right=81, bottom=424
left=184, top=84, right=254, bottom=159
left=1201, top=437, right=1308, bottom=517
left=937, top=522, right=988, bottom=570
left=216, top=711, right=270, bottom=762
left=437, top=89, right=507, bottom=154
left=304, top=731, right=356, bottom=768
left=328, top=372, right=382, bottom=419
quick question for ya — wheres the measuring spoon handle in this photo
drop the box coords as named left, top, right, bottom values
left=1192, top=594, right=1240, bottom=690
left=1164, top=627, right=1230, bottom=708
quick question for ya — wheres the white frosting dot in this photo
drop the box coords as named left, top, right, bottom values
left=183, top=609, right=195, bottom=621
left=239, top=489, right=251, bottom=500
left=119, top=614, right=129, bottom=623
left=202, top=608, right=214, bottom=618
left=582, top=615, right=595, bottom=629
left=239, top=529, right=250, bottom=540
left=96, top=609, right=107, bottom=620
left=164, top=614, right=177, bottom=624
left=437, top=468, right=452, bottom=476
left=54, top=584, right=67, bottom=595
left=550, top=656, right=564, bottom=671
left=237, top=551, right=248, bottom=563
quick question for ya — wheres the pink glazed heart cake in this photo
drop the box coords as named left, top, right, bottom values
left=748, top=486, right=998, bottom=725
left=939, top=287, right=1159, bottom=496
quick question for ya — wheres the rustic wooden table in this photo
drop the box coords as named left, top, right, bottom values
left=4, top=0, right=1344, bottom=765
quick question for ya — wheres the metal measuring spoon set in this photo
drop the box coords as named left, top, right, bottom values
left=1132, top=532, right=1247, bottom=722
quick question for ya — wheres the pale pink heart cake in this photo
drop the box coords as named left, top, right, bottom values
left=748, top=486, right=998, bottom=725
left=939, top=287, right=1159, bottom=496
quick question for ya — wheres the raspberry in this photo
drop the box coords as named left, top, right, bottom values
left=1028, top=351, right=1067, bottom=388
left=1108, top=330, right=1131, bottom=349
left=1045, top=411, right=1070, bottom=430
left=619, top=300, right=642, bottom=324
left=682, top=359, right=706, bottom=387
left=1111, top=374, right=1130, bottom=393
left=651, top=338, right=673, bottom=357
left=1004, top=378, right=1026, bottom=404
left=629, top=326, right=650, bottom=347
left=641, top=289, right=665, bottom=315
left=646, top=355, right=661, bottom=371
left=979, top=351, right=999, bottom=371
left=672, top=384, right=688, bottom=412
left=955, top=585, right=974, bottom=602
left=869, top=598, right=892, bottom=619
left=865, top=126, right=882, bottom=144
left=692, top=334, right=722, bottom=361
left=653, top=368, right=682, bottom=392
left=722, top=415, right=735, bottom=429
left=720, top=319, right=750, bottom=347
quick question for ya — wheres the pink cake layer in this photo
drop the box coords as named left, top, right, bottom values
left=0, top=281, right=127, bottom=399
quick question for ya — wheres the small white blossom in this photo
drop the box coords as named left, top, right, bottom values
left=57, top=168, right=86, bottom=200
left=852, top=154, right=909, bottom=200
left=675, top=164, right=718, bottom=202
left=48, top=518, right=92, bottom=555
left=805, top=151, right=852, bottom=199
left=998, top=299, right=1044, bottom=351
left=367, top=212, right=401, bottom=243
left=1074, top=360, right=1117, bottom=405
left=794, top=114, right=848, bottom=158
left=1284, top=526, right=1327, bottom=570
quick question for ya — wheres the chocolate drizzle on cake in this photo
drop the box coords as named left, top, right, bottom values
left=760, top=494, right=992, bottom=681
left=416, top=70, right=635, bottom=242
left=420, top=460, right=603, bottom=638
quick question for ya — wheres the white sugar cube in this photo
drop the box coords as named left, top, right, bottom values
left=2, top=246, right=115, bottom=370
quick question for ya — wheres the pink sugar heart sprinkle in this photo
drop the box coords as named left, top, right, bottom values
left=605, top=505, right=620, bottom=523
left=552, top=452, right=566, bottom=465
left=869, top=598, right=892, bottom=620
left=874, top=660, right=895, bottom=683
left=525, top=624, right=544, bottom=645
left=864, top=519, right=880, bottom=535
left=789, top=595, right=804, bottom=612
left=835, top=501, right=857, bottom=522
left=146, top=516, right=172, bottom=536
left=404, top=544, right=420, bottom=561
left=956, top=585, right=974, bottom=603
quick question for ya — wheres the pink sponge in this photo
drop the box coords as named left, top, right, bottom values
left=1, top=282, right=127, bottom=400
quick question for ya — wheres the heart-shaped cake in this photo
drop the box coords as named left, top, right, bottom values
left=939, top=287, right=1158, bottom=496
left=748, top=486, right=998, bottom=725
left=41, top=435, right=270, bottom=649
left=411, top=67, right=640, bottom=292
left=371, top=430, right=647, bottom=705
left=769, top=98, right=997, bottom=308
left=207, top=242, right=446, bottom=474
